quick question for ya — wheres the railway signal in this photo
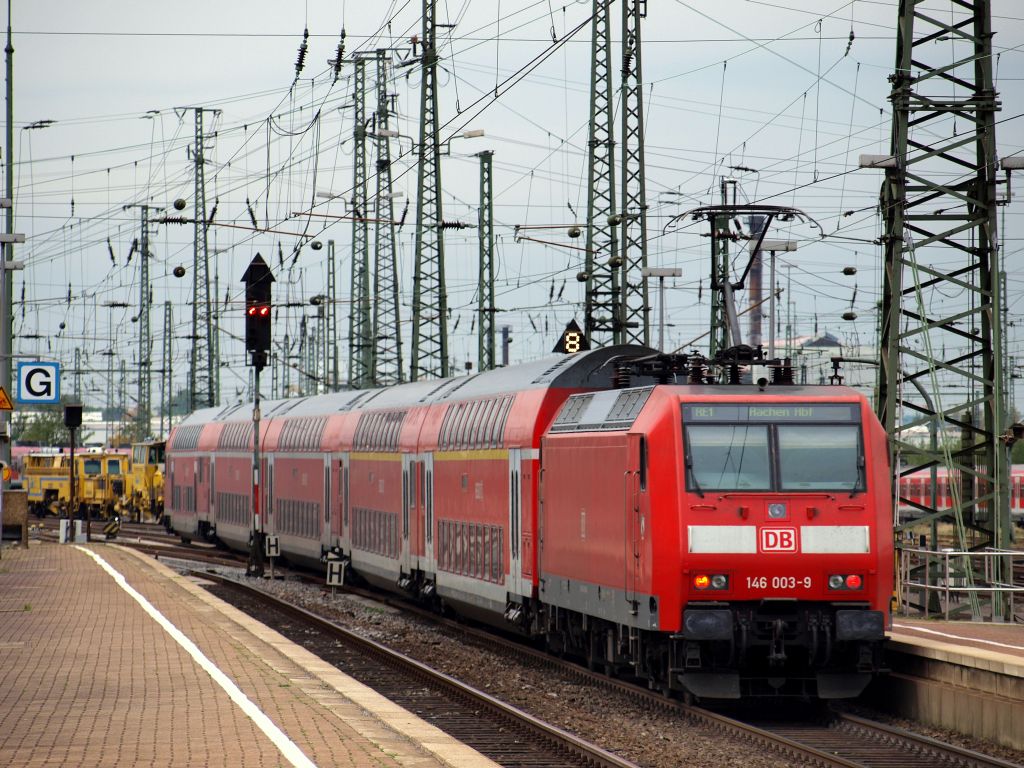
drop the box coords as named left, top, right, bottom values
left=242, top=253, right=275, bottom=372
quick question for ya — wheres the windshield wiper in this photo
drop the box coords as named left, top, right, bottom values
left=686, top=459, right=705, bottom=498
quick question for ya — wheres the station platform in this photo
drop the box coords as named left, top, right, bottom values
left=0, top=541, right=499, bottom=768
left=880, top=619, right=1024, bottom=750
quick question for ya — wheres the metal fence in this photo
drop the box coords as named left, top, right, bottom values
left=897, top=546, right=1024, bottom=622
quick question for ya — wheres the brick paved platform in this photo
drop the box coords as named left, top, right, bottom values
left=0, top=542, right=499, bottom=768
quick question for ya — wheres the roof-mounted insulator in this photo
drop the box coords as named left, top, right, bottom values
left=829, top=358, right=845, bottom=386
left=771, top=358, right=794, bottom=385
left=612, top=363, right=632, bottom=390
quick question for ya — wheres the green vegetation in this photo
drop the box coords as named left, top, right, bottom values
left=12, top=404, right=94, bottom=448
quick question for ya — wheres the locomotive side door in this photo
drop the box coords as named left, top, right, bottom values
left=624, top=434, right=646, bottom=612
left=507, top=448, right=527, bottom=596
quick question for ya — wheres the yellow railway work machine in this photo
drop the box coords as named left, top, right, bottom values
left=124, top=440, right=165, bottom=522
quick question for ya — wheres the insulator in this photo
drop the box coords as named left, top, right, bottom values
left=295, top=28, right=309, bottom=76
left=246, top=198, right=259, bottom=230
left=612, top=363, right=631, bottom=389
left=440, top=220, right=468, bottom=229
left=107, top=239, right=115, bottom=264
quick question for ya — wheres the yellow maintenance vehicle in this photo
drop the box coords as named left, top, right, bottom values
left=122, top=440, right=165, bottom=522
left=76, top=450, right=129, bottom=519
left=24, top=450, right=70, bottom=516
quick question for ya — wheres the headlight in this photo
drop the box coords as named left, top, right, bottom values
left=693, top=574, right=729, bottom=590
left=829, top=573, right=864, bottom=590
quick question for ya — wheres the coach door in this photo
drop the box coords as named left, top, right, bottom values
left=208, top=456, right=216, bottom=522
left=422, top=454, right=435, bottom=572
left=261, top=456, right=274, bottom=536
left=507, top=448, right=527, bottom=596
left=401, top=454, right=415, bottom=572
left=321, top=454, right=332, bottom=551
left=337, top=453, right=350, bottom=550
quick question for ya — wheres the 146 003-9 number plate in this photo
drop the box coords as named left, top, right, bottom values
left=745, top=576, right=812, bottom=589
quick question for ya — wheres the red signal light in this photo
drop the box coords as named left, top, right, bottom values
left=845, top=574, right=862, bottom=589
left=693, top=575, right=710, bottom=590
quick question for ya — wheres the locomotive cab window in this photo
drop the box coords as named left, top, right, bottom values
left=682, top=403, right=864, bottom=494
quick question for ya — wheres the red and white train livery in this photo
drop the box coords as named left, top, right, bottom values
left=166, top=345, right=893, bottom=699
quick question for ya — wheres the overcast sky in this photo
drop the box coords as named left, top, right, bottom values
left=6, top=1, right=1024, bottom=414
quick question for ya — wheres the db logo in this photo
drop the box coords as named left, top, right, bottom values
left=760, top=527, right=798, bottom=553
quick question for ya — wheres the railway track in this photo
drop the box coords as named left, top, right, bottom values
left=193, top=569, right=1022, bottom=768
left=197, top=570, right=641, bottom=768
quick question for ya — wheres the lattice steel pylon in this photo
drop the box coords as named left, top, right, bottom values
left=877, top=0, right=1009, bottom=608
left=190, top=107, right=219, bottom=410
left=617, top=0, right=650, bottom=346
left=477, top=150, right=496, bottom=371
left=372, top=48, right=404, bottom=386
left=583, top=0, right=617, bottom=347
left=326, top=240, right=339, bottom=391
left=161, top=301, right=172, bottom=437
left=410, top=0, right=448, bottom=380
left=126, top=203, right=160, bottom=437
left=348, top=57, right=374, bottom=389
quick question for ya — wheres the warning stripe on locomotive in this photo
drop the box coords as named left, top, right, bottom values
left=687, top=525, right=870, bottom=553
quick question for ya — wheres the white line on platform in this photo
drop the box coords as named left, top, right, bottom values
left=893, top=622, right=1024, bottom=652
left=76, top=546, right=318, bottom=768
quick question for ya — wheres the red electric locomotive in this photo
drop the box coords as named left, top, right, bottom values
left=166, top=344, right=892, bottom=700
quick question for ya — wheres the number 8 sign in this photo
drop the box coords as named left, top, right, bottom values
left=552, top=319, right=590, bottom=354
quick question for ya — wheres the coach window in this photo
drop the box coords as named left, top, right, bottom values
left=451, top=404, right=466, bottom=450
left=454, top=404, right=468, bottom=449
left=465, top=402, right=479, bottom=448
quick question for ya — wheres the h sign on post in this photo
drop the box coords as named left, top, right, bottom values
left=17, top=362, right=60, bottom=404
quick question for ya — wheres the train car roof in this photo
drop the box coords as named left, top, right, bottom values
left=171, top=345, right=658, bottom=428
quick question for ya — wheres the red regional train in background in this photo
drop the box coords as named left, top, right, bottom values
left=897, top=465, right=1024, bottom=528
left=166, top=344, right=893, bottom=700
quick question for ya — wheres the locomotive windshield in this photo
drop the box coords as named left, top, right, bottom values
left=683, top=403, right=864, bottom=493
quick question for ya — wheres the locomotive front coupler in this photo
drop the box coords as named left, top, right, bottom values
left=768, top=618, right=788, bottom=665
